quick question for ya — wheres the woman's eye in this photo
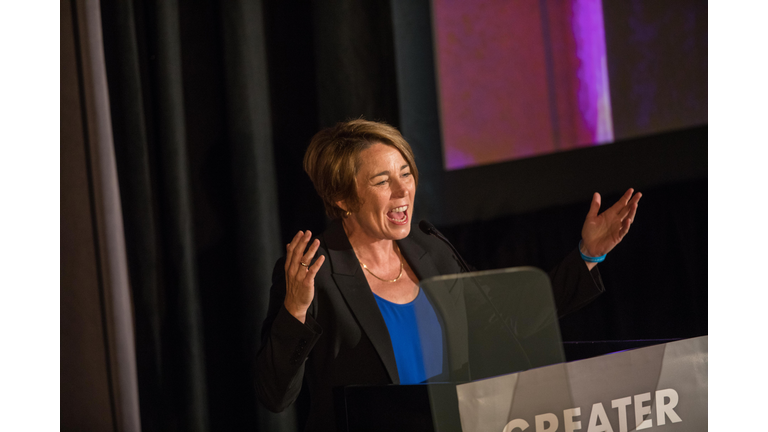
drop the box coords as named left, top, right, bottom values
left=402, top=172, right=411, bottom=178
left=375, top=180, right=387, bottom=186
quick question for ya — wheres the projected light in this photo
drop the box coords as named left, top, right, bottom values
left=433, top=0, right=614, bottom=170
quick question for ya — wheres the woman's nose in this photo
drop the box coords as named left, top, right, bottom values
left=391, top=178, right=408, bottom=197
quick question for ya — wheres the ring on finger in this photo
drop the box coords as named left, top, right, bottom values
left=300, top=261, right=310, bottom=268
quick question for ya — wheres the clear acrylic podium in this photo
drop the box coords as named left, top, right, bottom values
left=338, top=267, right=564, bottom=432
left=338, top=268, right=708, bottom=432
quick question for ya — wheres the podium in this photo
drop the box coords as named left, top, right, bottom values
left=336, top=268, right=708, bottom=432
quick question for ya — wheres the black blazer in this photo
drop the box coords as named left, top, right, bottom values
left=255, top=220, right=604, bottom=431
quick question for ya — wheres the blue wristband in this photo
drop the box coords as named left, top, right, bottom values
left=579, top=240, right=606, bottom=263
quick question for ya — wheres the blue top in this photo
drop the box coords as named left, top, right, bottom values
left=374, top=288, right=444, bottom=384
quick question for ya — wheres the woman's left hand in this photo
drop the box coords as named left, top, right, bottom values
left=581, top=188, right=642, bottom=258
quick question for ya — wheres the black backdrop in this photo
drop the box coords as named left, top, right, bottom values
left=98, top=1, right=707, bottom=431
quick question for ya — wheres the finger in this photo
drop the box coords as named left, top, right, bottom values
left=296, top=239, right=321, bottom=279
left=587, top=192, right=601, bottom=218
left=288, top=231, right=311, bottom=273
left=617, top=202, right=632, bottom=220
left=618, top=191, right=642, bottom=220
left=285, top=231, right=304, bottom=271
left=306, top=254, right=326, bottom=280
left=287, top=230, right=304, bottom=254
left=301, top=239, right=321, bottom=266
left=292, top=231, right=313, bottom=276
left=619, top=216, right=632, bottom=237
left=621, top=188, right=634, bottom=205
left=624, top=201, right=639, bottom=224
left=610, top=188, right=634, bottom=213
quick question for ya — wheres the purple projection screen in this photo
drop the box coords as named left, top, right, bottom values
left=433, top=0, right=613, bottom=169
left=433, top=0, right=613, bottom=170
left=433, top=0, right=706, bottom=170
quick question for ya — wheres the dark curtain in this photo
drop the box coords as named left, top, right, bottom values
left=101, top=0, right=288, bottom=430
left=98, top=0, right=706, bottom=431
left=100, top=0, right=400, bottom=430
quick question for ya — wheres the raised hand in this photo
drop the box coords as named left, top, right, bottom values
left=284, top=230, right=325, bottom=323
left=581, top=188, right=642, bottom=258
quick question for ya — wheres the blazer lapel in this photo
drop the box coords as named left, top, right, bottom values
left=324, top=220, right=400, bottom=384
left=396, top=235, right=438, bottom=281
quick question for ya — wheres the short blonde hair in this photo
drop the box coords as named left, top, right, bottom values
left=303, top=119, right=419, bottom=219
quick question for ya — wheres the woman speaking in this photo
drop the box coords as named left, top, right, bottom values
left=256, top=119, right=641, bottom=431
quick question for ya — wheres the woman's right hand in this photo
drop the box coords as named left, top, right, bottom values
left=284, top=230, right=326, bottom=323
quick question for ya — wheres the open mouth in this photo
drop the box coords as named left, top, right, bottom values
left=386, top=205, right=409, bottom=225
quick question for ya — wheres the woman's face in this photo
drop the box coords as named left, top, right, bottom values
left=341, top=143, right=416, bottom=242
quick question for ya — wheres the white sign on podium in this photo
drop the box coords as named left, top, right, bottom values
left=456, top=336, right=707, bottom=432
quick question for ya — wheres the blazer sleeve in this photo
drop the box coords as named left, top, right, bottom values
left=255, top=257, right=323, bottom=412
left=548, top=248, right=605, bottom=318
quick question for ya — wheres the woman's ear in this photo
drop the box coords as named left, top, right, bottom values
left=336, top=201, right=348, bottom=213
